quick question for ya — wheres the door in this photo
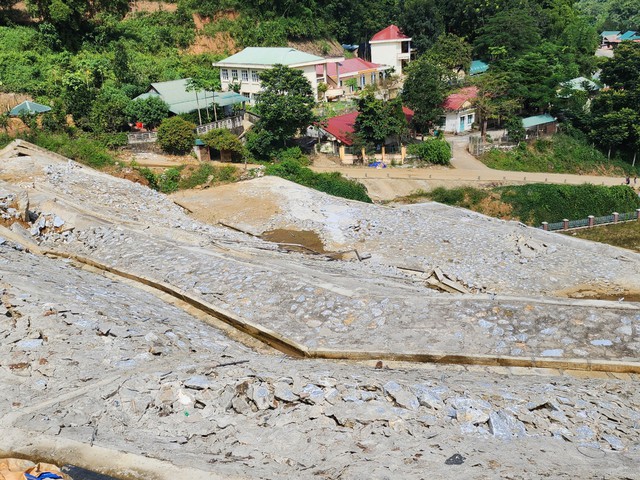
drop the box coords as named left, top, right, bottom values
left=459, top=116, right=465, bottom=132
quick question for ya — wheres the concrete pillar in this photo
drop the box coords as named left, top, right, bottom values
left=613, top=212, right=619, bottom=223
left=636, top=209, right=640, bottom=221
left=401, top=144, right=406, bottom=162
left=361, top=147, right=366, bottom=161
left=542, top=222, right=548, bottom=231
left=562, top=219, right=569, bottom=230
left=588, top=215, right=594, bottom=228
left=339, top=144, right=345, bottom=163
left=381, top=145, right=386, bottom=162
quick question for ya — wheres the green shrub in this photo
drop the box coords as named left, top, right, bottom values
left=22, top=132, right=115, bottom=168
left=178, top=164, right=239, bottom=189
left=273, top=146, right=310, bottom=166
left=407, top=139, right=452, bottom=165
left=157, top=116, right=196, bottom=155
left=157, top=166, right=183, bottom=193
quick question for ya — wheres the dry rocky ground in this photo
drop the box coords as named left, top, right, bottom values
left=0, top=140, right=639, bottom=479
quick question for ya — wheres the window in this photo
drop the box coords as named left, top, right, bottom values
left=221, top=69, right=229, bottom=81
left=467, top=114, right=474, bottom=125
left=371, top=72, right=376, bottom=84
left=361, top=74, right=366, bottom=87
left=241, top=70, right=249, bottom=82
left=231, top=69, right=238, bottom=80
left=339, top=80, right=343, bottom=87
left=251, top=70, right=259, bottom=83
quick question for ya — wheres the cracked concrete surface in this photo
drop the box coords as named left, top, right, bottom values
left=0, top=140, right=639, bottom=478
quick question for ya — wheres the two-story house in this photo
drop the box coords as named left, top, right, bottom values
left=213, top=47, right=342, bottom=104
left=369, top=25, right=413, bottom=75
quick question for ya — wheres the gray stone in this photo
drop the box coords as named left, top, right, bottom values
left=250, top=383, right=272, bottom=410
left=383, top=381, right=419, bottom=410
left=602, top=434, right=624, bottom=451
left=184, top=375, right=212, bottom=390
left=489, top=410, right=526, bottom=438
left=16, top=339, right=44, bottom=350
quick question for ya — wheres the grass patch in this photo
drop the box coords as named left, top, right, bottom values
left=398, top=183, right=640, bottom=226
left=563, top=222, right=640, bottom=253
left=265, top=159, right=372, bottom=203
left=482, top=134, right=640, bottom=176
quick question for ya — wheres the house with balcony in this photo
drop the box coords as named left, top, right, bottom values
left=316, top=58, right=387, bottom=99
left=213, top=47, right=343, bottom=104
left=369, top=25, right=413, bottom=75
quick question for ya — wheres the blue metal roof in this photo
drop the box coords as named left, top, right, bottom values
left=470, top=60, right=489, bottom=75
left=619, top=31, right=637, bottom=40
left=600, top=31, right=620, bottom=37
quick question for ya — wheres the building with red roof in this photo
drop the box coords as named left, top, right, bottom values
left=370, top=25, right=413, bottom=75
left=309, top=107, right=414, bottom=164
left=440, top=86, right=478, bottom=133
left=315, top=58, right=387, bottom=98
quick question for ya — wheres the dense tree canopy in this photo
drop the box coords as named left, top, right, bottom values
left=401, top=57, right=448, bottom=132
left=255, top=64, right=316, bottom=147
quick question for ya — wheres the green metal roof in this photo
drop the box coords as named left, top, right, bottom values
left=133, top=79, right=248, bottom=115
left=214, top=91, right=250, bottom=107
left=215, top=47, right=326, bottom=67
left=470, top=60, right=489, bottom=75
left=522, top=114, right=556, bottom=129
left=600, top=30, right=620, bottom=37
left=9, top=100, right=51, bottom=116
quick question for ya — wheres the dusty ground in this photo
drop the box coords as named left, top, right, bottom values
left=0, top=140, right=638, bottom=479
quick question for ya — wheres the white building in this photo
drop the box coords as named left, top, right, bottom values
left=439, top=86, right=478, bottom=134
left=369, top=25, right=412, bottom=75
left=213, top=47, right=343, bottom=104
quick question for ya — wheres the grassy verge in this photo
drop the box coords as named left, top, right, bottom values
left=562, top=222, right=640, bottom=253
left=400, top=183, right=640, bottom=226
left=133, top=163, right=240, bottom=193
left=265, top=159, right=372, bottom=203
left=481, top=134, right=640, bottom=177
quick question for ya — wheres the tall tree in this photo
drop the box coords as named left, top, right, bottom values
left=355, top=91, right=408, bottom=148
left=471, top=72, right=519, bottom=139
left=399, top=0, right=444, bottom=52
left=255, top=64, right=316, bottom=147
left=425, top=33, right=472, bottom=79
left=401, top=56, right=448, bottom=133
left=600, top=42, right=640, bottom=91
left=474, top=8, right=542, bottom=58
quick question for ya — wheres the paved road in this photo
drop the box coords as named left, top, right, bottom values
left=310, top=134, right=631, bottom=201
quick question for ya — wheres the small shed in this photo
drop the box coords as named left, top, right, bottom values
left=440, top=86, right=478, bottom=134
left=522, top=114, right=557, bottom=138
left=9, top=101, right=51, bottom=116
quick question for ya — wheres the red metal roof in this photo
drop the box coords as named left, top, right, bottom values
left=371, top=25, right=410, bottom=42
left=316, top=58, right=384, bottom=77
left=321, top=107, right=414, bottom=146
left=443, top=86, right=478, bottom=111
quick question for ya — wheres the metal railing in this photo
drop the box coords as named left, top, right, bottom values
left=127, top=132, right=158, bottom=144
left=542, top=210, right=640, bottom=231
left=195, top=115, right=243, bottom=135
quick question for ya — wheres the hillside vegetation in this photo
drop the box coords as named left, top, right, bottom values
left=403, top=184, right=640, bottom=226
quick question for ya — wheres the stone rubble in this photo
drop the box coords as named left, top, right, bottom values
left=0, top=143, right=638, bottom=478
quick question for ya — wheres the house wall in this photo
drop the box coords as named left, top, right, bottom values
left=370, top=41, right=409, bottom=74
left=219, top=64, right=321, bottom=104
left=441, top=108, right=475, bottom=133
